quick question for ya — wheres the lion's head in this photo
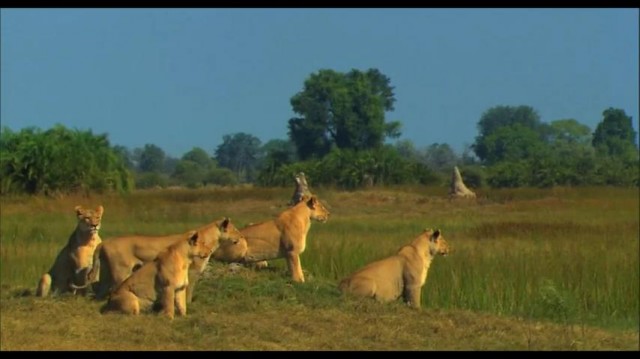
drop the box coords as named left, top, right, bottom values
left=217, top=217, right=245, bottom=246
left=302, top=195, right=330, bottom=223
left=426, top=229, right=449, bottom=257
left=187, top=230, right=216, bottom=260
left=75, top=205, right=104, bottom=235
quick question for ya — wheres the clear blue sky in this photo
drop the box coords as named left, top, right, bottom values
left=2, top=8, right=638, bottom=158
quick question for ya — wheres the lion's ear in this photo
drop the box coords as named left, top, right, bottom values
left=75, top=205, right=84, bottom=217
left=430, top=229, right=441, bottom=242
left=220, top=217, right=231, bottom=231
left=188, top=230, right=199, bottom=245
left=299, top=194, right=311, bottom=203
left=95, top=205, right=104, bottom=217
left=306, top=195, right=317, bottom=209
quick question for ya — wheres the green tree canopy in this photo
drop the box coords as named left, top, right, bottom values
left=138, top=144, right=166, bottom=173
left=288, top=68, right=401, bottom=160
left=112, top=145, right=135, bottom=170
left=423, top=143, right=458, bottom=172
left=181, top=147, right=214, bottom=167
left=169, top=147, right=216, bottom=188
left=260, top=139, right=297, bottom=166
left=215, top=132, right=262, bottom=182
left=548, top=118, right=592, bottom=145
left=473, top=105, right=549, bottom=164
left=393, top=139, right=422, bottom=163
left=592, top=107, right=638, bottom=158
left=480, top=124, right=547, bottom=165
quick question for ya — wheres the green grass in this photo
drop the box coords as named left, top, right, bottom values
left=1, top=185, right=638, bottom=350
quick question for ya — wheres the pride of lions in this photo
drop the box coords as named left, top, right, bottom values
left=36, top=173, right=450, bottom=319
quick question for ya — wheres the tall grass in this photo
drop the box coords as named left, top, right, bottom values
left=1, top=185, right=637, bottom=331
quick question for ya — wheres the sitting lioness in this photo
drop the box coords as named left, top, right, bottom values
left=101, top=230, right=215, bottom=319
left=89, top=217, right=243, bottom=302
left=36, top=205, right=104, bottom=297
left=338, top=229, right=449, bottom=309
left=212, top=195, right=330, bottom=283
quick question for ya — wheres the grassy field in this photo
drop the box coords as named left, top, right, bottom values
left=1, top=185, right=638, bottom=350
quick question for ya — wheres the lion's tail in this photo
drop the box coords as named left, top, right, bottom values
left=87, top=242, right=103, bottom=284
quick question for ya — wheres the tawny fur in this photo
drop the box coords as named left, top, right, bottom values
left=338, top=229, right=449, bottom=309
left=89, top=218, right=243, bottom=303
left=100, top=230, right=215, bottom=319
left=212, top=195, right=330, bottom=283
left=36, top=205, right=104, bottom=297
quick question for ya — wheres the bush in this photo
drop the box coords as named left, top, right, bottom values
left=135, top=172, right=169, bottom=189
left=0, top=125, right=133, bottom=195
left=459, top=166, right=485, bottom=189
left=486, top=160, right=531, bottom=188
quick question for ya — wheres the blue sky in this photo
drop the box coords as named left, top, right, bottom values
left=1, top=8, right=638, bottom=158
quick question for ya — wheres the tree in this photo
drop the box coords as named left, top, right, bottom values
left=172, top=160, right=205, bottom=188
left=393, top=139, right=422, bottom=163
left=261, top=139, right=297, bottom=166
left=171, top=147, right=215, bottom=188
left=548, top=119, right=592, bottom=145
left=215, top=132, right=262, bottom=182
left=423, top=143, right=458, bottom=172
left=478, top=124, right=547, bottom=165
left=540, top=119, right=596, bottom=186
left=473, top=105, right=549, bottom=163
left=112, top=145, right=135, bottom=170
left=592, top=107, right=638, bottom=158
left=181, top=147, right=213, bottom=167
left=138, top=144, right=166, bottom=173
left=486, top=160, right=532, bottom=188
left=460, top=143, right=480, bottom=165
left=256, top=138, right=298, bottom=183
left=288, top=68, right=401, bottom=160
left=162, top=155, right=179, bottom=175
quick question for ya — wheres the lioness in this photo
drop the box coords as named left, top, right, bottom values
left=36, top=205, right=104, bottom=297
left=89, top=217, right=243, bottom=302
left=212, top=195, right=330, bottom=282
left=101, top=230, right=214, bottom=319
left=338, top=229, right=449, bottom=309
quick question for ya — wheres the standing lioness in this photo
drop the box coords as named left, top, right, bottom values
left=213, top=195, right=330, bottom=282
left=36, top=205, right=104, bottom=297
left=101, top=230, right=214, bottom=319
left=338, top=229, right=449, bottom=309
left=89, top=217, right=243, bottom=302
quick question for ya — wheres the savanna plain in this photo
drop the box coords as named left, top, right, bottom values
left=0, top=185, right=638, bottom=351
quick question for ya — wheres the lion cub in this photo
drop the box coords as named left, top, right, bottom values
left=36, top=205, right=104, bottom=297
left=338, top=229, right=449, bottom=309
left=101, top=229, right=219, bottom=319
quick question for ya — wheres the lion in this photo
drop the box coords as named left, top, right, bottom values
left=212, top=195, right=330, bottom=282
left=89, top=217, right=243, bottom=303
left=36, top=205, right=104, bottom=297
left=338, top=228, right=449, bottom=309
left=100, top=230, right=215, bottom=319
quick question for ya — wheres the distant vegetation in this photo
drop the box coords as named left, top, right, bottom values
left=1, top=68, right=638, bottom=196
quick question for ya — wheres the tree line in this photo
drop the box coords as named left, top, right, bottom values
left=1, top=68, right=638, bottom=195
